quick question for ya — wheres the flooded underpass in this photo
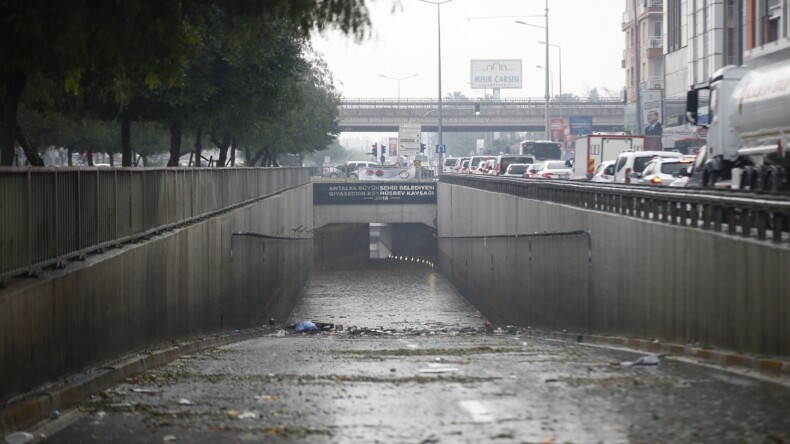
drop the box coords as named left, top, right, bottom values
left=37, top=262, right=790, bottom=443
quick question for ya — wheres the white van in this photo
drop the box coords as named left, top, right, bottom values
left=612, top=151, right=684, bottom=184
left=442, top=157, right=459, bottom=173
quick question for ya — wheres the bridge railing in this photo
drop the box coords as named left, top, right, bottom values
left=339, top=97, right=625, bottom=109
left=0, top=167, right=309, bottom=281
left=441, top=175, right=790, bottom=243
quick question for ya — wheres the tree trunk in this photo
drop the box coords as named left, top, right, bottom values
left=1, top=73, right=27, bottom=166
left=15, top=126, right=45, bottom=166
left=194, top=125, right=203, bottom=167
left=121, top=113, right=132, bottom=167
left=229, top=137, right=237, bottom=166
left=216, top=134, right=231, bottom=168
left=249, top=147, right=265, bottom=166
left=109, top=152, right=114, bottom=167
left=86, top=150, right=94, bottom=166
left=67, top=148, right=73, bottom=166
left=167, top=118, right=182, bottom=167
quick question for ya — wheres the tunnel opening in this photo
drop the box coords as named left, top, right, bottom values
left=313, top=223, right=437, bottom=270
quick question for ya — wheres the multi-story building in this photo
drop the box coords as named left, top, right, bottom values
left=661, top=0, right=742, bottom=152
left=622, top=0, right=665, bottom=147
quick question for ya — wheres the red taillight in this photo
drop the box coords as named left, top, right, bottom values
left=625, top=167, right=632, bottom=184
left=528, top=172, right=535, bottom=178
left=650, top=176, right=662, bottom=184
left=541, top=172, right=551, bottom=178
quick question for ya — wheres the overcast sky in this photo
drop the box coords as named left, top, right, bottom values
left=311, top=0, right=627, bottom=100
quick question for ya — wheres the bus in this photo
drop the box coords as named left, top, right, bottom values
left=519, top=140, right=563, bottom=161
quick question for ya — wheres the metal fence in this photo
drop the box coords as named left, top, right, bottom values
left=441, top=175, right=790, bottom=244
left=0, top=167, right=309, bottom=281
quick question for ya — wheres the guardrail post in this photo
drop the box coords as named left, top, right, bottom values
left=727, top=207, right=737, bottom=235
left=741, top=207, right=752, bottom=238
left=772, top=212, right=782, bottom=243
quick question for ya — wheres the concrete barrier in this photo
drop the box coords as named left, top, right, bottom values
left=437, top=182, right=790, bottom=358
left=0, top=184, right=313, bottom=402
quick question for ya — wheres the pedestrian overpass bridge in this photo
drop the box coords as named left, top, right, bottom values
left=337, top=97, right=626, bottom=132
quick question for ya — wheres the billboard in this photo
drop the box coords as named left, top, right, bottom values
left=641, top=90, right=663, bottom=150
left=470, top=59, right=522, bottom=89
left=569, top=116, right=593, bottom=135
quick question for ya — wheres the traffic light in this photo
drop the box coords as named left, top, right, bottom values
left=372, top=142, right=377, bottom=157
left=474, top=103, right=481, bottom=115
left=420, top=143, right=426, bottom=154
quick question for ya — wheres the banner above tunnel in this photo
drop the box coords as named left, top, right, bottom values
left=313, top=183, right=437, bottom=205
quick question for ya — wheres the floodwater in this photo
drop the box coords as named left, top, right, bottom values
left=38, top=262, right=790, bottom=443
left=288, top=261, right=486, bottom=331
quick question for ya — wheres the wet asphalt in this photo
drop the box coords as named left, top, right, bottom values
left=34, top=263, right=790, bottom=443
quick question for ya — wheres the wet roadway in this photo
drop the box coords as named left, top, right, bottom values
left=35, top=263, right=790, bottom=443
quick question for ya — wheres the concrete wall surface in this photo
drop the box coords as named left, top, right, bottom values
left=437, top=183, right=790, bottom=358
left=314, top=203, right=437, bottom=229
left=0, top=185, right=313, bottom=402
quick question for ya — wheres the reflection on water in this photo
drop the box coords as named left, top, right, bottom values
left=288, top=262, right=487, bottom=330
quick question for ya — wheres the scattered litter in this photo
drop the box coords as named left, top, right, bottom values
left=163, top=435, right=177, bottom=442
left=95, top=411, right=107, bottom=419
left=621, top=355, right=661, bottom=366
left=254, top=394, right=277, bottom=402
left=50, top=410, right=61, bottom=420
left=271, top=330, right=287, bottom=337
left=131, top=388, right=160, bottom=394
left=544, top=378, right=559, bottom=383
left=109, top=402, right=133, bottom=409
left=268, top=318, right=276, bottom=326
left=232, top=329, right=241, bottom=334
left=238, top=411, right=258, bottom=420
left=293, top=320, right=318, bottom=333
left=4, top=432, right=34, bottom=444
left=227, top=410, right=239, bottom=419
left=178, top=398, right=193, bottom=406
left=419, top=367, right=459, bottom=374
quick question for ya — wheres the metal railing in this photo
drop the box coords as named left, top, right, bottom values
left=0, top=167, right=309, bottom=281
left=442, top=175, right=790, bottom=244
left=339, top=97, right=626, bottom=109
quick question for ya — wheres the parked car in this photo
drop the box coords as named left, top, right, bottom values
left=453, top=157, right=470, bottom=173
left=612, top=151, right=684, bottom=184
left=468, top=155, right=495, bottom=174
left=344, top=160, right=378, bottom=178
left=532, top=161, right=573, bottom=179
left=457, top=159, right=470, bottom=174
left=492, top=155, right=537, bottom=176
left=502, top=163, right=530, bottom=177
left=321, top=165, right=343, bottom=178
left=590, top=160, right=616, bottom=183
left=442, top=157, right=459, bottom=173
left=477, top=159, right=497, bottom=175
left=635, top=157, right=695, bottom=186
left=522, top=163, right=543, bottom=179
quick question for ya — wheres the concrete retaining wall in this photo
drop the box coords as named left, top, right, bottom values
left=437, top=182, right=790, bottom=358
left=0, top=185, right=313, bottom=402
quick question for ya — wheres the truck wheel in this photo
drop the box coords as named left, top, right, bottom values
left=765, top=166, right=783, bottom=192
left=702, top=166, right=719, bottom=188
left=740, top=167, right=754, bottom=190
left=755, top=165, right=768, bottom=191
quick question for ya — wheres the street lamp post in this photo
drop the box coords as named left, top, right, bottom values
left=538, top=41, right=561, bottom=99
left=515, top=0, right=550, bottom=139
left=535, top=66, right=553, bottom=97
left=418, top=0, right=454, bottom=174
left=378, top=73, right=419, bottom=101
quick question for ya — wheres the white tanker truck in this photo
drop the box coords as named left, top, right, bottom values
left=685, top=44, right=790, bottom=191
